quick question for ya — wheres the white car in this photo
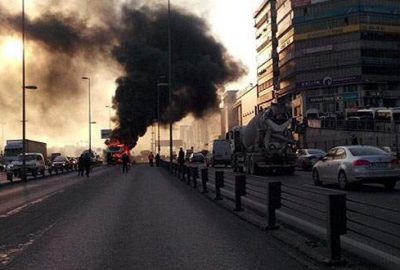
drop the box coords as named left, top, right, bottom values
left=312, top=145, right=400, bottom=190
left=209, top=140, right=232, bottom=167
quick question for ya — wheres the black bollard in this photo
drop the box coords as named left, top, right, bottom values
left=324, top=194, right=347, bottom=265
left=215, top=171, right=224, bottom=200
left=234, top=174, right=246, bottom=211
left=201, top=168, right=208, bottom=193
left=267, top=181, right=281, bottom=230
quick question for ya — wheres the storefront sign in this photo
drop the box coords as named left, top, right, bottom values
left=307, top=96, right=335, bottom=103
left=296, top=75, right=361, bottom=90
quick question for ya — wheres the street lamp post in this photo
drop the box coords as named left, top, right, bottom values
left=82, top=77, right=91, bottom=152
left=105, top=105, right=112, bottom=130
left=157, top=80, right=168, bottom=153
left=168, top=0, right=173, bottom=166
left=21, top=0, right=38, bottom=180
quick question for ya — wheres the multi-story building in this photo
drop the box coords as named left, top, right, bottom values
left=256, top=0, right=400, bottom=120
left=254, top=0, right=279, bottom=110
left=221, top=90, right=239, bottom=135
left=233, top=84, right=258, bottom=126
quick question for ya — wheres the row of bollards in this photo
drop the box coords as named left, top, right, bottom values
left=160, top=160, right=346, bottom=265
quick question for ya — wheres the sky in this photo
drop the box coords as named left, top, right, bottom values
left=0, top=0, right=260, bottom=152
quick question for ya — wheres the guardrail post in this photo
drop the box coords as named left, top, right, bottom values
left=267, top=181, right=281, bottom=230
left=234, top=175, right=246, bottom=211
left=325, top=194, right=346, bottom=265
left=201, top=168, right=208, bottom=193
left=215, top=171, right=224, bottom=200
left=192, top=167, right=198, bottom=188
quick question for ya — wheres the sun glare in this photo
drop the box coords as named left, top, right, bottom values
left=1, top=37, right=22, bottom=62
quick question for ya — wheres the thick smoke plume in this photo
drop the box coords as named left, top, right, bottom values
left=112, top=6, right=245, bottom=147
left=0, top=3, right=245, bottom=148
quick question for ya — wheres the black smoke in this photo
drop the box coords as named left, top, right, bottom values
left=112, top=6, right=245, bottom=147
left=0, top=3, right=245, bottom=148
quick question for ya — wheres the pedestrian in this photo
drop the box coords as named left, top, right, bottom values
left=148, top=152, right=154, bottom=167
left=155, top=153, right=160, bottom=167
left=78, top=154, right=84, bottom=176
left=351, top=134, right=358, bottom=145
left=178, top=148, right=185, bottom=167
left=84, top=153, right=91, bottom=177
left=122, top=153, right=130, bottom=173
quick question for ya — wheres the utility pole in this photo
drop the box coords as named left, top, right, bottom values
left=168, top=0, right=173, bottom=166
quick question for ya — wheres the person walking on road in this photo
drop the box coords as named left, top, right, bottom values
left=155, top=153, right=160, bottom=167
left=78, top=154, right=84, bottom=177
left=84, top=153, right=91, bottom=177
left=122, top=153, right=130, bottom=173
left=178, top=148, right=185, bottom=167
left=148, top=152, right=154, bottom=167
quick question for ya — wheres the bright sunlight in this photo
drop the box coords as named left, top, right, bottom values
left=1, top=37, right=22, bottom=62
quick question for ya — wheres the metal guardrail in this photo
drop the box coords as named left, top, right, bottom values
left=158, top=160, right=400, bottom=268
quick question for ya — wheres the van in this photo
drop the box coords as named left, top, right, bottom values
left=210, top=140, right=232, bottom=167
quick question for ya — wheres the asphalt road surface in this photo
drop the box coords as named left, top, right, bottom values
left=0, top=165, right=316, bottom=270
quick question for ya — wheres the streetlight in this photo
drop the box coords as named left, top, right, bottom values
left=105, top=105, right=112, bottom=130
left=157, top=79, right=168, bottom=153
left=21, top=0, right=38, bottom=180
left=82, top=76, right=92, bottom=152
left=168, top=0, right=173, bottom=166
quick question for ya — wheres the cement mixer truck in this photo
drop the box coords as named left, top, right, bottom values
left=226, top=103, right=296, bottom=175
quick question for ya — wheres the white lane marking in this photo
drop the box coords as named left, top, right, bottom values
left=0, top=189, right=66, bottom=218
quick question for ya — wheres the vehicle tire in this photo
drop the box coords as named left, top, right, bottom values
left=384, top=181, right=396, bottom=190
left=338, top=171, right=348, bottom=190
left=41, top=169, right=45, bottom=177
left=312, top=169, right=321, bottom=186
left=33, top=169, right=38, bottom=180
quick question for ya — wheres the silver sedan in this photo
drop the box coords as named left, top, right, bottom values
left=312, top=145, right=400, bottom=190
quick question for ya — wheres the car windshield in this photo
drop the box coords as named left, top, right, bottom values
left=349, top=146, right=388, bottom=156
left=17, top=155, right=37, bottom=161
left=54, top=156, right=66, bottom=162
left=308, top=149, right=326, bottom=155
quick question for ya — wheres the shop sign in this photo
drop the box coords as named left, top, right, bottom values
left=307, top=96, right=335, bottom=103
left=296, top=75, right=361, bottom=90
left=343, top=92, right=358, bottom=101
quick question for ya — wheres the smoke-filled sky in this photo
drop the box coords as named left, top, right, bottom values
left=0, top=0, right=259, bottom=151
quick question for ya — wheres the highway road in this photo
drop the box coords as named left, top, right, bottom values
left=0, top=165, right=320, bottom=270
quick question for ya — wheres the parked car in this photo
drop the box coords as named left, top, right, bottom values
left=208, top=140, right=232, bottom=167
left=189, top=152, right=205, bottom=163
left=295, top=149, right=326, bottom=170
left=312, top=145, right=400, bottom=190
left=51, top=155, right=73, bottom=174
left=6, top=153, right=46, bottom=181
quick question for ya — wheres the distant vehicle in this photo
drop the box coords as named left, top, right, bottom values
left=50, top=156, right=73, bottom=174
left=381, top=146, right=398, bottom=158
left=106, top=143, right=128, bottom=164
left=312, top=145, right=400, bottom=190
left=81, top=150, right=99, bottom=165
left=209, top=140, right=232, bottom=167
left=295, top=149, right=326, bottom=170
left=50, top=153, right=61, bottom=161
left=189, top=152, right=205, bottom=163
left=6, top=153, right=46, bottom=181
left=4, top=139, right=47, bottom=164
left=185, top=149, right=194, bottom=162
left=0, top=162, right=5, bottom=172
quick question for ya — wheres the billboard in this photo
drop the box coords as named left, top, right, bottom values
left=101, top=129, right=112, bottom=139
